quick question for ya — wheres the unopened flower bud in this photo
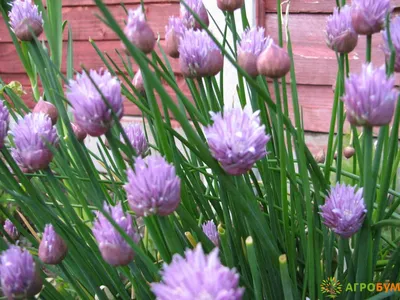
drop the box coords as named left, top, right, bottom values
left=314, top=150, right=326, bottom=164
left=71, top=123, right=87, bottom=142
left=257, top=41, right=291, bottom=78
left=343, top=146, right=355, bottom=159
left=0, top=101, right=9, bottom=149
left=124, top=7, right=155, bottom=54
left=4, top=219, right=19, bottom=241
left=32, top=99, right=58, bottom=125
left=165, top=17, right=186, bottom=58
left=9, top=0, right=43, bottom=41
left=39, top=224, right=68, bottom=265
left=132, top=70, right=145, bottom=95
left=217, top=0, right=244, bottom=12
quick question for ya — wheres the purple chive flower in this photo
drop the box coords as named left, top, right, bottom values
left=165, top=17, right=186, bottom=58
left=204, top=107, right=270, bottom=175
left=180, top=0, right=209, bottom=29
left=342, top=63, right=398, bottom=127
left=151, top=244, right=244, bottom=299
left=0, top=100, right=9, bottom=149
left=124, top=155, right=181, bottom=217
left=0, top=246, right=43, bottom=299
left=4, top=219, right=19, bottom=241
left=66, top=70, right=124, bottom=137
left=320, top=184, right=367, bottom=238
left=8, top=0, right=43, bottom=41
left=202, top=220, right=219, bottom=247
left=325, top=5, right=358, bottom=54
left=11, top=113, right=58, bottom=173
left=124, top=7, right=155, bottom=54
left=179, top=29, right=224, bottom=78
left=237, top=27, right=271, bottom=77
left=38, top=224, right=68, bottom=265
left=382, top=16, right=400, bottom=73
left=351, top=0, right=391, bottom=35
left=121, top=124, right=148, bottom=158
left=92, top=202, right=140, bottom=266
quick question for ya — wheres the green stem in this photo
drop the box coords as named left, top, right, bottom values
left=366, top=35, right=372, bottom=62
left=336, top=54, right=345, bottom=182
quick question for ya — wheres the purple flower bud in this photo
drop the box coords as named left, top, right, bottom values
left=121, top=124, right=148, bottom=159
left=343, top=146, right=355, bottom=159
left=165, top=17, right=186, bottom=58
left=38, top=224, right=68, bottom=265
left=66, top=69, right=124, bottom=137
left=351, top=0, right=391, bottom=35
left=180, top=0, right=209, bottom=29
left=217, top=0, right=244, bottom=12
left=179, top=29, right=223, bottom=78
left=4, top=219, right=19, bottom=241
left=0, top=246, right=43, bottom=299
left=92, top=202, right=140, bottom=266
left=0, top=100, right=10, bottom=149
left=238, top=27, right=271, bottom=77
left=11, top=113, right=58, bottom=172
left=71, top=122, right=87, bottom=142
left=124, top=7, right=155, bottom=54
left=32, top=98, right=58, bottom=125
left=342, top=63, right=398, bottom=127
left=257, top=40, right=291, bottom=78
left=8, top=0, right=43, bottom=41
left=204, top=107, right=270, bottom=175
left=124, top=155, right=181, bottom=217
left=202, top=220, right=219, bottom=247
left=325, top=5, right=358, bottom=54
left=382, top=16, right=400, bottom=73
left=151, top=244, right=244, bottom=299
left=320, top=184, right=367, bottom=238
left=132, top=70, right=145, bottom=95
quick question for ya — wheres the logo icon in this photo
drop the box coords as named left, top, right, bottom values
left=321, top=277, right=342, bottom=298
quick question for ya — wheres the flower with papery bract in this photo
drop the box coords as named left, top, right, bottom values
left=66, top=69, right=124, bottom=137
left=121, top=124, right=148, bottom=158
left=124, top=155, right=181, bottom=217
left=180, top=0, right=209, bottom=29
left=165, top=16, right=186, bottom=58
left=8, top=0, right=43, bottom=41
left=0, top=246, right=42, bottom=299
left=257, top=40, right=291, bottom=78
left=92, top=202, right=140, bottom=266
left=39, top=224, right=68, bottom=265
left=4, top=219, right=19, bottom=241
left=179, top=29, right=223, bottom=78
left=202, top=220, right=219, bottom=247
left=382, top=16, right=400, bottom=73
left=204, top=107, right=270, bottom=175
left=151, top=244, right=244, bottom=300
left=342, top=63, right=397, bottom=127
left=351, top=0, right=391, bottom=35
left=124, top=7, right=155, bottom=54
left=11, top=113, right=58, bottom=172
left=32, top=98, right=58, bottom=125
left=325, top=5, right=358, bottom=54
left=320, top=184, right=366, bottom=238
left=238, top=27, right=271, bottom=77
left=217, top=0, right=244, bottom=12
left=0, top=100, right=9, bottom=149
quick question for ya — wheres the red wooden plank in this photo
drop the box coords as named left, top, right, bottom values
left=0, top=3, right=178, bottom=43
left=0, top=40, right=180, bottom=74
left=57, top=0, right=179, bottom=6
left=264, top=0, right=400, bottom=13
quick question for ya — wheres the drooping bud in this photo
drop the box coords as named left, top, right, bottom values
left=179, top=29, right=223, bottom=78
left=165, top=17, right=186, bottom=58
left=343, top=146, right=355, bottom=159
left=32, top=98, right=58, bottom=125
left=180, top=0, right=209, bottom=29
left=351, top=0, right=391, bottom=35
left=132, top=70, right=145, bottom=95
left=325, top=5, right=358, bottom=54
left=71, top=123, right=87, bottom=142
left=4, top=219, right=19, bottom=241
left=0, top=100, right=9, bottom=149
left=237, top=27, right=270, bottom=77
left=8, top=0, right=43, bottom=41
left=38, top=224, right=68, bottom=265
left=257, top=41, right=291, bottom=78
left=217, top=0, right=244, bottom=12
left=124, top=7, right=155, bottom=54
left=0, top=246, right=43, bottom=299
